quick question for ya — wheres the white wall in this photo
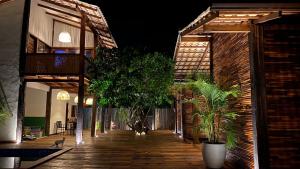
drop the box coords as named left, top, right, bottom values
left=53, top=21, right=94, bottom=48
left=24, top=87, right=47, bottom=117
left=49, top=90, right=77, bottom=134
left=0, top=0, right=25, bottom=142
left=50, top=89, right=66, bottom=134
left=28, top=0, right=53, bottom=46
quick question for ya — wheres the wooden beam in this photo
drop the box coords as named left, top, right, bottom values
left=24, top=78, right=79, bottom=83
left=203, top=24, right=250, bottom=33
left=178, top=46, right=207, bottom=49
left=253, top=12, right=282, bottom=24
left=38, top=3, right=81, bottom=19
left=181, top=36, right=210, bottom=42
left=76, top=14, right=86, bottom=144
left=181, top=11, right=219, bottom=36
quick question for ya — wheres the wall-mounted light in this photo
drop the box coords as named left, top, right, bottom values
left=58, top=32, right=71, bottom=43
left=57, top=90, right=70, bottom=101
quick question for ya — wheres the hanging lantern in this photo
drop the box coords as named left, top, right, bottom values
left=74, top=96, right=78, bottom=104
left=58, top=32, right=71, bottom=43
left=56, top=90, right=70, bottom=101
left=85, top=97, right=93, bottom=105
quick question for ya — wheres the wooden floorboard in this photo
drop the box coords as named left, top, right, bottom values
left=1, top=130, right=205, bottom=169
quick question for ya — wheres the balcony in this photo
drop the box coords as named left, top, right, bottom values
left=25, top=53, right=90, bottom=76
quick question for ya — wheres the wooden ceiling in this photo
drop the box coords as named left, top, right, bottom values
left=174, top=3, right=300, bottom=80
left=25, top=75, right=90, bottom=93
left=39, top=0, right=117, bottom=49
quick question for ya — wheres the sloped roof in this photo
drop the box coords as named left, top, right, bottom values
left=173, top=35, right=210, bottom=80
left=41, top=0, right=117, bottom=48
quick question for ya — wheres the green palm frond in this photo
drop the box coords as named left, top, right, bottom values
left=180, top=73, right=240, bottom=148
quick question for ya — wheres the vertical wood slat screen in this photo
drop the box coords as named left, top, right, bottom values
left=262, top=16, right=300, bottom=169
left=154, top=108, right=175, bottom=130
left=213, top=33, right=254, bottom=169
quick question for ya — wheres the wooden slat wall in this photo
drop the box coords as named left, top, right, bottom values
left=182, top=89, right=194, bottom=139
left=262, top=16, right=300, bottom=169
left=213, top=33, right=254, bottom=169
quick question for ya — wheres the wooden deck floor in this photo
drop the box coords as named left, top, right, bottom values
left=2, top=130, right=205, bottom=169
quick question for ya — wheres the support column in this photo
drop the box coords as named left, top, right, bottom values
left=100, top=108, right=105, bottom=133
left=91, top=95, right=97, bottom=137
left=107, top=105, right=112, bottom=130
left=45, top=88, right=52, bottom=136
left=76, top=13, right=86, bottom=144
left=249, top=23, right=269, bottom=169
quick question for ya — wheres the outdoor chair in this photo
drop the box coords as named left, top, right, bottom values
left=56, top=121, right=65, bottom=134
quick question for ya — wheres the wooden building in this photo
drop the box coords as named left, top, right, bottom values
left=0, top=0, right=116, bottom=144
left=174, top=3, right=300, bottom=169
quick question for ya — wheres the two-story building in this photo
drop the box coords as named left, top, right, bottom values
left=0, top=0, right=117, bottom=144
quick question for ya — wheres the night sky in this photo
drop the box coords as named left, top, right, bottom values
left=84, top=0, right=210, bottom=56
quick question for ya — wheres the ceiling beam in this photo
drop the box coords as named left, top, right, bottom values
left=38, top=3, right=81, bottom=19
left=181, top=36, right=210, bottom=42
left=203, top=24, right=250, bottom=33
left=253, top=12, right=282, bottom=24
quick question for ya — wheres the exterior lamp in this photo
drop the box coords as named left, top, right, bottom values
left=58, top=32, right=71, bottom=43
left=85, top=97, right=93, bottom=105
left=56, top=90, right=70, bottom=101
left=74, top=96, right=78, bottom=104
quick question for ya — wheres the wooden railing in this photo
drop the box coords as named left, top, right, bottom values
left=25, top=53, right=81, bottom=75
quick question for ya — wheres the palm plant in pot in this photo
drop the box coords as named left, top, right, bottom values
left=185, top=74, right=239, bottom=169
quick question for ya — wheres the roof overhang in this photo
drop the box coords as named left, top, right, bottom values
left=180, top=3, right=300, bottom=36
left=39, top=0, right=117, bottom=48
left=174, top=3, right=300, bottom=80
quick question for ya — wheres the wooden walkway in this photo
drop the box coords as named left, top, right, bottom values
left=2, top=130, right=206, bottom=169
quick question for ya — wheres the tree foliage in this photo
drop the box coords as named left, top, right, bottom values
left=88, top=47, right=174, bottom=132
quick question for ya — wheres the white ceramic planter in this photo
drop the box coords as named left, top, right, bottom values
left=203, top=142, right=226, bottom=169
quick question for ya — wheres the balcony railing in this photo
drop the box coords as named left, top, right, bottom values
left=25, top=53, right=87, bottom=75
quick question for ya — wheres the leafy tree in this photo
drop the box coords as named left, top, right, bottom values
left=88, top=47, right=174, bottom=132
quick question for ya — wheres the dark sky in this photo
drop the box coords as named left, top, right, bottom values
left=85, top=0, right=210, bottom=56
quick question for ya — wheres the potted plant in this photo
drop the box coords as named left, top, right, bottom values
left=184, top=74, right=239, bottom=169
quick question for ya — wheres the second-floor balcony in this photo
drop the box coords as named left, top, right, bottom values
left=25, top=53, right=90, bottom=76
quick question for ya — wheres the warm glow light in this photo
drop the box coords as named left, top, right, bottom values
left=85, top=98, right=93, bottom=105
left=58, top=32, right=71, bottom=43
left=74, top=96, right=78, bottom=104
left=57, top=90, right=70, bottom=101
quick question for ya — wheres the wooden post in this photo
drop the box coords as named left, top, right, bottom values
left=209, top=36, right=214, bottom=81
left=107, top=105, right=112, bottom=130
left=91, top=95, right=97, bottom=137
left=16, top=0, right=31, bottom=144
left=153, top=109, right=156, bottom=130
left=76, top=13, right=86, bottom=144
left=45, top=88, right=52, bottom=136
left=249, top=22, right=269, bottom=169
left=65, top=102, right=69, bottom=130
left=100, top=108, right=105, bottom=133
